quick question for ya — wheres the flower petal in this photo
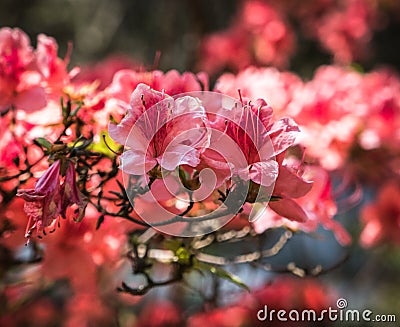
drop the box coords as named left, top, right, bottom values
left=120, top=149, right=157, bottom=175
left=248, top=160, right=279, bottom=187
left=269, top=117, right=300, bottom=155
left=274, top=165, right=313, bottom=198
left=158, top=144, right=201, bottom=171
left=269, top=197, right=308, bottom=222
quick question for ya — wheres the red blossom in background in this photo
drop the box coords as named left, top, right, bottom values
left=188, top=277, right=333, bottom=327
left=360, top=182, right=400, bottom=247
left=197, top=0, right=295, bottom=75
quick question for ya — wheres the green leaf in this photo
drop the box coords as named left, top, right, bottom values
left=197, top=262, right=250, bottom=292
left=35, top=137, right=52, bottom=150
left=70, top=103, right=82, bottom=117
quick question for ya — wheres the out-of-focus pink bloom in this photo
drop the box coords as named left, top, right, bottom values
left=358, top=69, right=400, bottom=151
left=106, top=69, right=208, bottom=104
left=0, top=114, right=31, bottom=168
left=312, top=0, right=379, bottom=64
left=245, top=277, right=333, bottom=326
left=254, top=161, right=351, bottom=246
left=64, top=293, right=115, bottom=327
left=189, top=276, right=332, bottom=327
left=0, top=27, right=46, bottom=112
left=360, top=182, right=400, bottom=247
left=136, top=301, right=182, bottom=327
left=197, top=27, right=253, bottom=75
left=289, top=66, right=365, bottom=170
left=152, top=69, right=209, bottom=95
left=290, top=65, right=366, bottom=124
left=188, top=305, right=251, bottom=327
left=197, top=1, right=295, bottom=75
left=72, top=54, right=138, bottom=90
left=16, top=160, right=87, bottom=240
left=215, top=67, right=303, bottom=117
left=0, top=295, right=61, bottom=327
left=35, top=34, right=74, bottom=91
left=242, top=0, right=295, bottom=68
left=109, top=83, right=210, bottom=175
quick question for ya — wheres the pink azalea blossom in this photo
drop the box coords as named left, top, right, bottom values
left=94, top=69, right=208, bottom=133
left=35, top=33, right=75, bottom=91
left=16, top=160, right=87, bottom=240
left=201, top=98, right=299, bottom=188
left=109, top=83, right=210, bottom=175
left=60, top=161, right=88, bottom=222
left=0, top=27, right=46, bottom=112
left=16, top=160, right=62, bottom=238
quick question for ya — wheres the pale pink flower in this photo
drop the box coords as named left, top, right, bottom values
left=109, top=83, right=210, bottom=175
left=215, top=66, right=303, bottom=117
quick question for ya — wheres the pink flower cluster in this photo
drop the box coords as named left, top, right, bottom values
left=0, top=27, right=74, bottom=113
left=197, top=0, right=295, bottom=74
left=0, top=26, right=353, bottom=251
left=215, top=65, right=400, bottom=247
left=216, top=65, right=400, bottom=173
